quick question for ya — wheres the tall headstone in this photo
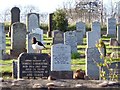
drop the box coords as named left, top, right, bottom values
left=76, top=21, right=86, bottom=35
left=47, top=13, right=54, bottom=37
left=92, top=21, right=101, bottom=38
left=11, top=7, right=20, bottom=24
left=9, top=7, right=20, bottom=37
left=86, top=47, right=103, bottom=79
left=0, top=23, right=6, bottom=59
left=10, top=22, right=26, bottom=57
left=107, top=18, right=116, bottom=36
left=51, top=44, right=71, bottom=71
left=26, top=13, right=40, bottom=53
left=52, top=30, right=64, bottom=44
left=18, top=53, right=50, bottom=79
left=64, top=31, right=77, bottom=53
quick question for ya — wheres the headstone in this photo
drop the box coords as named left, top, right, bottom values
left=10, top=22, right=26, bottom=57
left=107, top=18, right=116, bottom=36
left=64, top=31, right=77, bottom=53
left=27, top=33, right=41, bottom=53
left=86, top=31, right=100, bottom=48
left=86, top=47, right=103, bottom=79
left=26, top=13, right=40, bottom=53
left=51, top=44, right=73, bottom=79
left=11, top=7, right=20, bottom=24
left=12, top=61, right=18, bottom=78
left=52, top=30, right=64, bottom=44
left=92, top=21, right=101, bottom=38
left=0, top=23, right=6, bottom=59
left=47, top=13, right=54, bottom=37
left=109, top=38, right=118, bottom=46
left=18, top=53, right=50, bottom=79
left=76, top=21, right=86, bottom=36
left=117, top=1, right=120, bottom=22
left=117, top=25, right=120, bottom=44
left=51, top=44, right=71, bottom=71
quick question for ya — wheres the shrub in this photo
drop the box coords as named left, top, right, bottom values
left=71, top=52, right=80, bottom=59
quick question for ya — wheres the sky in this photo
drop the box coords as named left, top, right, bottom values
left=0, top=0, right=120, bottom=13
left=0, top=0, right=73, bottom=13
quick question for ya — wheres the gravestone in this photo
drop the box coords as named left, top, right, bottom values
left=109, top=38, right=118, bottom=46
left=76, top=21, right=86, bottom=36
left=10, top=22, right=26, bottom=57
left=86, top=47, right=103, bottom=79
left=11, top=7, right=20, bottom=24
left=92, top=21, right=101, bottom=38
left=52, top=30, right=64, bottom=44
left=18, top=53, right=50, bottom=79
left=51, top=44, right=73, bottom=79
left=117, top=1, right=120, bottom=22
left=47, top=13, right=54, bottom=37
left=0, top=23, right=6, bottom=59
left=26, top=13, right=40, bottom=53
left=107, top=18, right=116, bottom=36
left=12, top=61, right=18, bottom=78
left=9, top=7, right=20, bottom=37
left=64, top=31, right=77, bottom=53
left=117, top=25, right=120, bottom=44
left=27, top=33, right=41, bottom=53
left=86, top=31, right=100, bottom=48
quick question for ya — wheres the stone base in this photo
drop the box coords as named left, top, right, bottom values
left=50, top=71, right=73, bottom=79
left=47, top=31, right=52, bottom=37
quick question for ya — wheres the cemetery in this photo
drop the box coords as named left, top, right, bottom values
left=0, top=4, right=120, bottom=90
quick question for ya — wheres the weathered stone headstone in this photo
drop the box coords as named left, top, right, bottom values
left=76, top=21, right=86, bottom=35
left=11, top=7, right=20, bottom=24
left=26, top=13, right=40, bottom=53
left=0, top=23, right=6, bottom=59
left=92, top=21, right=101, bottom=38
left=47, top=13, right=54, bottom=37
left=12, top=61, right=18, bottom=78
left=9, top=7, right=20, bottom=37
left=117, top=25, right=120, bottom=44
left=107, top=18, right=116, bottom=36
left=51, top=44, right=71, bottom=71
left=51, top=44, right=73, bottom=79
left=86, top=31, right=100, bottom=48
left=52, top=30, right=64, bottom=44
left=10, top=22, right=26, bottom=57
left=86, top=47, right=103, bottom=79
left=64, top=31, right=77, bottom=53
left=18, top=53, right=50, bottom=79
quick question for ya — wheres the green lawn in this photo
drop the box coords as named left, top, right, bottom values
left=1, top=33, right=120, bottom=77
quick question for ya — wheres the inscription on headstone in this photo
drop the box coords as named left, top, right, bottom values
left=51, top=44, right=71, bottom=71
left=18, top=53, right=50, bottom=79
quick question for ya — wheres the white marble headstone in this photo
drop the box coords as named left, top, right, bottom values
left=51, top=44, right=71, bottom=71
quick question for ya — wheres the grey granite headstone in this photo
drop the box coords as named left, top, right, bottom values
left=76, top=30, right=83, bottom=45
left=26, top=13, right=40, bottom=53
left=92, top=21, right=101, bottom=38
left=52, top=30, right=64, bottom=44
left=107, top=18, right=116, bottom=36
left=12, top=61, right=18, bottom=78
left=10, top=22, right=26, bottom=57
left=86, top=31, right=100, bottom=48
left=0, top=23, right=6, bottom=59
left=51, top=44, right=71, bottom=71
left=117, top=25, right=120, bottom=44
left=51, top=44, right=73, bottom=79
left=18, top=53, right=50, bottom=79
left=86, top=47, right=103, bottom=79
left=11, top=7, right=20, bottom=24
left=76, top=21, right=86, bottom=36
left=64, top=31, right=77, bottom=53
left=27, top=33, right=41, bottom=53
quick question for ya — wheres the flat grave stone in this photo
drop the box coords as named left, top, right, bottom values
left=18, top=53, right=50, bottom=79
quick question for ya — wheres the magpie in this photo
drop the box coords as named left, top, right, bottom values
left=32, top=37, right=46, bottom=53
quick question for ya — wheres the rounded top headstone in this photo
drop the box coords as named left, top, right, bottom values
left=11, top=7, right=20, bottom=13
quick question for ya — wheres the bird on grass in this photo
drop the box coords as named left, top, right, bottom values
left=32, top=37, right=46, bottom=53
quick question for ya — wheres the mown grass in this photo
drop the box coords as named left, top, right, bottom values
left=1, top=33, right=120, bottom=75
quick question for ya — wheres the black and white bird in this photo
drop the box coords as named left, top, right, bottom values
left=32, top=37, right=46, bottom=53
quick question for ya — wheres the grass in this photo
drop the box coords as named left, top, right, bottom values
left=1, top=33, right=120, bottom=78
